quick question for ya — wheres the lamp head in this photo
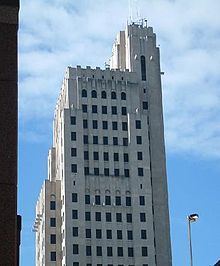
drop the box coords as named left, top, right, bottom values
left=188, top=213, right=199, bottom=222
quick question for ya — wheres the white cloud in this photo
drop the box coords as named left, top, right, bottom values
left=19, top=0, right=220, bottom=158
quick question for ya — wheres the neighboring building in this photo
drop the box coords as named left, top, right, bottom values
left=34, top=20, right=172, bottom=266
left=214, top=260, right=220, bottom=266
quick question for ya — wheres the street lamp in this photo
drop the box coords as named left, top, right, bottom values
left=187, top=213, right=199, bottom=266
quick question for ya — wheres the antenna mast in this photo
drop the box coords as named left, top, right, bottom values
left=128, top=0, right=141, bottom=23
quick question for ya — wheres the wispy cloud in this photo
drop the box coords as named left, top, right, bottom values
left=19, top=0, right=220, bottom=158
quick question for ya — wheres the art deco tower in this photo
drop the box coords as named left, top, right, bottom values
left=35, top=21, right=172, bottom=266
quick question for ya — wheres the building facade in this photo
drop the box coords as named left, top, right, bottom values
left=35, top=21, right=172, bottom=266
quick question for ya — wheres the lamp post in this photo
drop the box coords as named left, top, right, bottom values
left=187, top=213, right=199, bottom=266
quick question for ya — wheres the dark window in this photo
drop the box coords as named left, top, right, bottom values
left=85, top=195, right=90, bottom=204
left=50, top=218, right=56, bottom=227
left=96, top=229, right=102, bottom=239
left=71, top=148, right=77, bottom=157
left=82, top=104, right=87, bottom=113
left=86, top=228, right=91, bottom=238
left=106, top=229, right=112, bottom=239
left=111, top=91, right=117, bottom=99
left=93, top=136, right=98, bottom=144
left=102, top=106, right=107, bottom=114
left=73, top=263, right=79, bottom=266
left=71, top=164, right=77, bottom=173
left=143, top=101, right=148, bottom=110
left=123, top=138, right=128, bottom=146
left=121, top=107, right=127, bottom=115
left=113, top=137, right=118, bottom=145
left=102, top=121, right=108, bottom=129
left=50, top=251, right=56, bottom=261
left=92, top=105, right=97, bottom=113
left=84, top=167, right=89, bottom=175
left=91, top=90, right=97, bottom=98
left=73, top=244, right=79, bottom=254
left=71, top=116, right=76, bottom=125
left=141, top=55, right=146, bottom=81
left=72, top=210, right=78, bottom=219
left=114, top=153, right=119, bottom=161
left=126, top=196, right=131, bottom=206
left=84, top=151, right=89, bottom=160
left=140, top=213, right=146, bottom=222
left=101, top=91, right=106, bottom=98
left=83, top=135, right=88, bottom=144
left=85, top=211, right=91, bottom=221
left=103, top=152, right=109, bottom=161
left=107, top=246, right=113, bottom=256
left=124, top=169, right=130, bottom=177
left=122, top=122, right=128, bottom=131
left=106, top=212, right=112, bottom=222
left=136, top=120, right=141, bottom=129
left=103, top=136, right=108, bottom=145
left=95, top=195, right=101, bottom=205
left=82, top=89, right=87, bottom=97
left=137, top=151, right=143, bottom=160
left=117, top=247, right=123, bottom=257
left=138, top=168, right=144, bottom=176
left=93, top=151, right=99, bottom=160
left=71, top=132, right=76, bottom=141
left=117, top=230, right=122, bottom=239
left=72, top=227, right=78, bottom=237
left=141, top=230, right=147, bottom=239
left=127, top=230, right=133, bottom=240
left=104, top=168, right=109, bottom=176
left=112, top=122, right=118, bottom=130
left=127, top=213, right=132, bottom=223
left=114, top=169, right=119, bottom=176
left=140, top=196, right=145, bottom=206
left=96, top=212, right=101, bottom=221
left=121, top=92, right=126, bottom=100
left=142, top=247, right=148, bottom=256
left=93, top=120, right=98, bottom=129
left=123, top=153, right=129, bottom=162
left=50, top=234, right=56, bottom=244
left=112, top=106, right=117, bottom=115
left=96, top=246, right=102, bottom=256
left=50, top=201, right=56, bottom=210
left=83, top=119, right=88, bottom=128
left=86, top=245, right=92, bottom=256
left=105, top=196, right=111, bottom=205
left=94, top=168, right=99, bottom=175
left=116, top=213, right=122, bottom=222
left=72, top=193, right=78, bottom=202
left=128, top=247, right=134, bottom=257
left=136, top=136, right=142, bottom=144
left=115, top=196, right=121, bottom=206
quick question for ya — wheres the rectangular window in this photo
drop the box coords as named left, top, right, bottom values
left=71, top=148, right=77, bottom=157
left=83, top=119, right=88, bottom=128
left=117, top=247, right=123, bottom=257
left=72, top=210, right=78, bottom=219
left=136, top=120, right=141, bottom=129
left=103, top=136, right=108, bottom=145
left=96, top=229, right=102, bottom=239
left=102, top=121, right=108, bottom=129
left=127, top=213, right=132, bottom=223
left=93, top=120, right=98, bottom=129
left=106, top=229, right=112, bottom=239
left=142, top=247, right=148, bottom=256
left=95, top=212, right=101, bottom=221
left=114, top=169, right=119, bottom=176
left=106, top=212, right=112, bottom=222
left=112, top=121, right=118, bottom=130
left=50, top=201, right=56, bottom=210
left=93, top=136, right=98, bottom=144
left=116, top=213, right=122, bottom=222
left=85, top=195, right=90, bottom=204
left=105, top=196, right=111, bottom=205
left=111, top=106, right=117, bottom=115
left=107, top=246, right=113, bottom=256
left=136, top=136, right=142, bottom=144
left=84, top=151, right=89, bottom=160
left=102, top=106, right=107, bottom=114
left=73, top=244, right=79, bottom=254
left=83, top=135, right=88, bottom=144
left=82, top=104, right=87, bottom=113
left=127, top=230, right=133, bottom=240
left=71, top=164, right=77, bottom=173
left=140, top=196, right=145, bottom=206
left=95, top=195, right=101, bottom=205
left=85, top=211, right=91, bottom=221
left=113, top=153, right=119, bottom=161
left=123, top=137, right=128, bottom=146
left=71, top=132, right=76, bottom=141
left=137, top=151, right=143, bottom=160
left=93, top=151, right=99, bottom=160
left=141, top=230, right=147, bottom=239
left=86, top=246, right=92, bottom=256
left=113, top=137, right=118, bottom=145
left=138, top=168, right=144, bottom=176
left=104, top=168, right=109, bottom=176
left=103, top=152, right=109, bottom=161
left=72, top=227, right=78, bottom=237
left=86, top=228, right=91, bottom=238
left=140, top=213, right=146, bottom=222
left=126, top=197, right=131, bottom=206
left=117, top=230, right=122, bottom=239
left=124, top=169, right=130, bottom=177
left=143, top=101, right=148, bottom=110
left=123, top=153, right=129, bottom=162
left=50, top=251, right=56, bottom=261
left=73, top=263, right=79, bottom=266
left=71, top=116, right=76, bottom=125
left=50, top=218, right=56, bottom=227
left=94, top=168, right=99, bottom=175
left=50, top=234, right=56, bottom=244
left=128, top=247, right=134, bottom=257
left=84, top=167, right=89, bottom=175
left=121, top=107, right=127, bottom=115
left=96, top=246, right=102, bottom=256
left=72, top=193, right=78, bottom=202
left=92, top=105, right=98, bottom=113
left=122, top=122, right=128, bottom=131
left=115, top=196, right=121, bottom=206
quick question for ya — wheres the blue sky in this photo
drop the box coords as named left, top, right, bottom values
left=19, top=0, right=220, bottom=265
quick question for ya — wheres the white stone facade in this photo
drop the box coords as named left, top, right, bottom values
left=35, top=22, right=172, bottom=266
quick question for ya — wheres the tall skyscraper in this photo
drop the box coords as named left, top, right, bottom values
left=34, top=21, right=172, bottom=266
